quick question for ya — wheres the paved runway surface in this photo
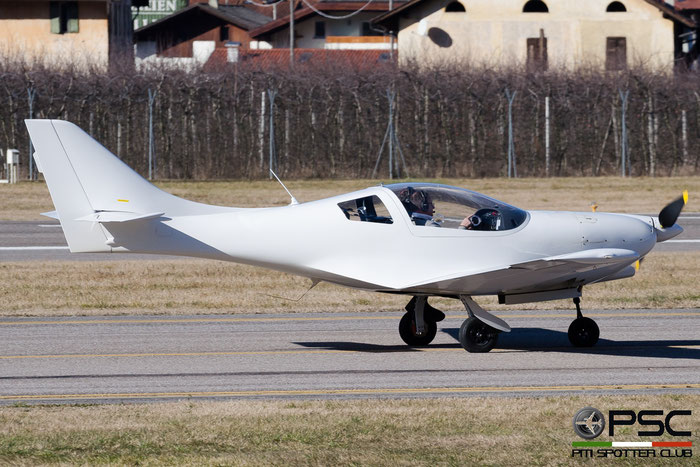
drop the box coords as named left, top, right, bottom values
left=1, top=215, right=699, bottom=261
left=0, top=310, right=698, bottom=404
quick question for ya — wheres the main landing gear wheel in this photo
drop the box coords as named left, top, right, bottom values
left=568, top=317, right=599, bottom=347
left=567, top=297, right=600, bottom=347
left=459, top=317, right=499, bottom=353
left=399, top=312, right=437, bottom=347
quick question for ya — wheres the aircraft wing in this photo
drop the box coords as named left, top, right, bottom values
left=400, top=248, right=640, bottom=297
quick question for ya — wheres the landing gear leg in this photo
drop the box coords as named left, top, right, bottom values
left=398, top=296, right=442, bottom=347
left=567, top=297, right=600, bottom=347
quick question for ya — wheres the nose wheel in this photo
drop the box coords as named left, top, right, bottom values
left=567, top=297, right=600, bottom=347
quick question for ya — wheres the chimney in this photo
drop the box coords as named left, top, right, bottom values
left=225, top=41, right=241, bottom=63
left=209, top=0, right=219, bottom=7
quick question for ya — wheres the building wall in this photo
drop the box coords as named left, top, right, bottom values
left=0, top=1, right=110, bottom=65
left=269, top=12, right=381, bottom=49
left=156, top=24, right=252, bottom=57
left=396, top=0, right=676, bottom=70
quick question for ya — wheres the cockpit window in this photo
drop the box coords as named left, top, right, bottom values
left=387, top=183, right=527, bottom=231
left=338, top=195, right=393, bottom=224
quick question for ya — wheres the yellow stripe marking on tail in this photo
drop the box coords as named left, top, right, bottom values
left=683, top=190, right=688, bottom=204
left=117, top=199, right=129, bottom=203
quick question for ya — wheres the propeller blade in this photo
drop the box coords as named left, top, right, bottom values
left=658, top=190, right=688, bottom=229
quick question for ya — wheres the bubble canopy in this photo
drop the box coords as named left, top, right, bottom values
left=385, top=183, right=528, bottom=231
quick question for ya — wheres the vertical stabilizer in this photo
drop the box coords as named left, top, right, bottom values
left=25, top=120, right=110, bottom=252
left=26, top=120, right=235, bottom=254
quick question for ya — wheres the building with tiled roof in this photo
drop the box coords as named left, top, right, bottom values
left=248, top=0, right=402, bottom=51
left=135, top=0, right=399, bottom=68
left=372, top=0, right=698, bottom=71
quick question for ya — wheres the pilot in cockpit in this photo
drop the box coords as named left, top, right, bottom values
left=398, top=187, right=440, bottom=227
left=459, top=208, right=502, bottom=231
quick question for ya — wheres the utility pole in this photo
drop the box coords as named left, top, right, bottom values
left=289, top=0, right=295, bottom=67
left=372, top=89, right=408, bottom=179
left=389, top=0, right=394, bottom=59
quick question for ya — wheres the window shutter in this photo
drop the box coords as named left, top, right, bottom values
left=50, top=2, right=61, bottom=34
left=67, top=2, right=79, bottom=33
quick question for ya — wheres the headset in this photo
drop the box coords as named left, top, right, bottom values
left=400, top=187, right=432, bottom=213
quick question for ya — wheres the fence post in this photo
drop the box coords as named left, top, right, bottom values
left=267, top=88, right=277, bottom=178
left=259, top=91, right=265, bottom=172
left=27, top=87, right=36, bottom=180
left=147, top=88, right=157, bottom=180
left=681, top=109, right=688, bottom=167
left=505, top=88, right=517, bottom=178
left=619, top=89, right=629, bottom=177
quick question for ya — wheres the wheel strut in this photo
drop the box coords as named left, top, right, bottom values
left=568, top=296, right=600, bottom=347
left=574, top=297, right=582, bottom=319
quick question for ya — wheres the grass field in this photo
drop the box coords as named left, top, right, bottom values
left=1, top=395, right=697, bottom=465
left=1, top=251, right=699, bottom=316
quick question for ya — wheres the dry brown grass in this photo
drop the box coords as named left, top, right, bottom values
left=2, top=177, right=698, bottom=221
left=0, top=395, right=697, bottom=465
left=0, top=251, right=698, bottom=317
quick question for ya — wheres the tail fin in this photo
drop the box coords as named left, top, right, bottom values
left=25, top=120, right=227, bottom=253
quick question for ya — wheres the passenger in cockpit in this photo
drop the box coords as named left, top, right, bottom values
left=398, top=187, right=440, bottom=227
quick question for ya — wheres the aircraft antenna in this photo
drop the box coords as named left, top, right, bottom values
left=270, top=169, right=299, bottom=205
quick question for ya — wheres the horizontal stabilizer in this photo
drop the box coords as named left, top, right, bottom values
left=41, top=210, right=59, bottom=220
left=76, top=211, right=165, bottom=223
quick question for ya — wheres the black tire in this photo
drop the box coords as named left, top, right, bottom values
left=398, top=312, right=437, bottom=347
left=458, top=317, right=499, bottom=353
left=568, top=317, right=600, bottom=347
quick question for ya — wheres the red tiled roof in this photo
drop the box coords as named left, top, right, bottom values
left=205, top=47, right=396, bottom=71
left=675, top=0, right=700, bottom=9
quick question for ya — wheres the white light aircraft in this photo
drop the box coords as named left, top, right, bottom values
left=26, top=120, right=688, bottom=352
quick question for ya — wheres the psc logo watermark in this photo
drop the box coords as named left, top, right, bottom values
left=570, top=407, right=693, bottom=459
left=573, top=407, right=606, bottom=439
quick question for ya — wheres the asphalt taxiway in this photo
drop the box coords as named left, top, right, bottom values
left=0, top=310, right=698, bottom=404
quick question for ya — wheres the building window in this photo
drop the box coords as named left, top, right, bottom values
left=526, top=35, right=548, bottom=71
left=445, top=1, right=466, bottom=12
left=220, top=26, right=229, bottom=42
left=523, top=0, right=549, bottom=13
left=362, top=22, right=382, bottom=36
left=606, top=37, right=627, bottom=70
left=50, top=1, right=79, bottom=34
left=606, top=2, right=626, bottom=12
left=314, top=21, right=326, bottom=39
